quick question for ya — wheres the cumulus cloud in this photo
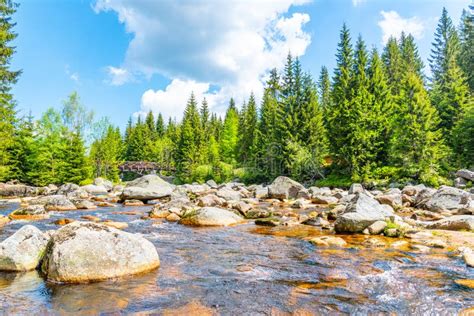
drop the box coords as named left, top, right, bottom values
left=65, top=65, right=80, bottom=83
left=94, top=0, right=312, bottom=117
left=378, top=10, right=425, bottom=44
left=106, top=66, right=133, bottom=86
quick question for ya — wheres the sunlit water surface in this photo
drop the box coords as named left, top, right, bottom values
left=0, top=202, right=473, bottom=315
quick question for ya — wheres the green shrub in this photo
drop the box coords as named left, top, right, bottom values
left=79, top=178, right=94, bottom=186
left=191, top=164, right=213, bottom=183
left=315, top=174, right=353, bottom=188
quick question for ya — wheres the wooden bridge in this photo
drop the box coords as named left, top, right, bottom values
left=118, top=161, right=175, bottom=176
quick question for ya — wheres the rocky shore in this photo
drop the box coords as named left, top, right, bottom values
left=0, top=171, right=473, bottom=283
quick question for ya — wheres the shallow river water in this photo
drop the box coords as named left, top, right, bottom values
left=0, top=202, right=473, bottom=315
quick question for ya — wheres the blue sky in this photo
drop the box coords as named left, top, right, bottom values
left=12, top=0, right=471, bottom=129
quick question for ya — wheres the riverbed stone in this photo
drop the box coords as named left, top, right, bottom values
left=123, top=199, right=145, bottom=206
left=368, top=220, right=387, bottom=235
left=312, top=195, right=339, bottom=205
left=73, top=199, right=97, bottom=210
left=9, top=205, right=49, bottom=220
left=93, top=178, right=113, bottom=191
left=179, top=207, right=244, bottom=227
left=0, top=225, right=48, bottom=271
left=255, top=217, right=281, bottom=226
left=456, top=169, right=474, bottom=182
left=348, top=183, right=365, bottom=195
left=254, top=186, right=269, bottom=199
left=41, top=222, right=160, bottom=283
left=425, top=215, right=474, bottom=231
left=0, top=183, right=40, bottom=197
left=308, top=236, right=346, bottom=247
left=335, top=193, right=393, bottom=233
left=81, top=184, right=108, bottom=194
left=197, top=194, right=224, bottom=207
left=424, top=186, right=471, bottom=213
left=376, top=190, right=403, bottom=209
left=268, top=176, right=305, bottom=200
left=121, top=175, right=174, bottom=201
left=216, top=187, right=242, bottom=201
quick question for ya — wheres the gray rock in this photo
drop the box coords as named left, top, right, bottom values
left=0, top=225, right=48, bottom=271
left=29, top=195, right=76, bottom=211
left=216, top=187, right=241, bottom=201
left=9, top=205, right=49, bottom=220
left=73, top=199, right=97, bottom=210
left=56, top=183, right=80, bottom=195
left=81, top=184, right=108, bottom=194
left=296, top=189, right=311, bottom=200
left=414, top=188, right=437, bottom=207
left=268, top=176, right=305, bottom=200
left=424, top=186, right=471, bottom=212
left=456, top=169, right=474, bottom=182
left=425, top=215, right=474, bottom=231
left=197, top=194, right=224, bottom=207
left=312, top=195, right=339, bottom=205
left=121, top=175, right=174, bottom=201
left=368, top=220, right=387, bottom=235
left=41, top=222, right=160, bottom=283
left=93, top=177, right=113, bottom=191
left=0, top=183, right=40, bottom=197
left=348, top=183, right=365, bottom=195
left=183, top=183, right=209, bottom=194
left=309, top=186, right=332, bottom=196
left=403, top=184, right=426, bottom=197
left=179, top=207, right=244, bottom=226
left=254, top=186, right=269, bottom=199
left=376, top=191, right=403, bottom=208
left=206, top=179, right=218, bottom=189
left=233, top=201, right=252, bottom=215
left=454, top=177, right=468, bottom=188
left=335, top=193, right=393, bottom=233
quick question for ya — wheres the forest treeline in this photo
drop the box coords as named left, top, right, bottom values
left=0, top=2, right=473, bottom=187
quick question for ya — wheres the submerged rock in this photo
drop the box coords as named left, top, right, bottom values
left=9, top=205, right=49, bottom=220
left=268, top=176, right=305, bottom=200
left=308, top=236, right=346, bottom=247
left=334, top=193, right=393, bottom=233
left=255, top=217, right=281, bottom=226
left=0, top=225, right=48, bottom=271
left=41, top=222, right=160, bottom=283
left=121, top=175, right=174, bottom=201
left=179, top=207, right=244, bottom=227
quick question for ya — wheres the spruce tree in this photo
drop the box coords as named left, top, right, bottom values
left=328, top=23, right=354, bottom=168
left=452, top=106, right=474, bottom=168
left=318, top=66, right=331, bottom=128
left=9, top=112, right=34, bottom=183
left=459, top=6, right=474, bottom=92
left=400, top=33, right=424, bottom=78
left=430, top=8, right=470, bottom=137
left=238, top=93, right=258, bottom=164
left=382, top=36, right=403, bottom=95
left=390, top=72, right=445, bottom=185
left=219, top=98, right=239, bottom=165
left=156, top=113, right=165, bottom=137
left=0, top=0, right=21, bottom=181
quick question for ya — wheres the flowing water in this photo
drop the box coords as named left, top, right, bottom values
left=0, top=202, right=473, bottom=315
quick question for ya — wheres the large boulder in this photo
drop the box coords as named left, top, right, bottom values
left=121, top=175, right=174, bottom=201
left=81, top=184, right=108, bottom=194
left=56, top=183, right=80, bottom=195
left=216, top=187, right=242, bottom=201
left=375, top=189, right=403, bottom=209
left=456, top=169, right=474, bottom=182
left=268, top=176, right=305, bottom=200
left=335, top=193, right=393, bottom=233
left=41, top=222, right=160, bottom=283
left=0, top=225, right=49, bottom=271
left=93, top=177, right=113, bottom=191
left=0, top=183, right=39, bottom=197
left=179, top=207, right=244, bottom=226
left=29, top=195, right=76, bottom=211
left=424, top=186, right=471, bottom=213
left=425, top=215, right=474, bottom=231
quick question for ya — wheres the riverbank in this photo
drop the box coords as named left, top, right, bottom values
left=0, top=174, right=473, bottom=313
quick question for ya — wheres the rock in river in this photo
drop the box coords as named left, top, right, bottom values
left=425, top=215, right=474, bottom=231
left=268, top=176, right=305, bottom=200
left=9, top=205, right=50, bottom=220
left=29, top=195, right=76, bottom=211
left=179, top=207, right=244, bottom=227
left=0, top=225, right=49, bottom=271
left=424, top=186, right=471, bottom=213
left=335, top=193, right=393, bottom=233
left=41, top=222, right=160, bottom=283
left=121, top=175, right=174, bottom=201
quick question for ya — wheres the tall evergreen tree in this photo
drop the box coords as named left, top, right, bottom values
left=0, top=0, right=21, bottom=181
left=318, top=66, right=331, bottom=124
left=430, top=8, right=471, bottom=137
left=382, top=36, right=403, bottom=95
left=458, top=6, right=474, bottom=91
left=238, top=93, right=258, bottom=164
left=400, top=33, right=424, bottom=78
left=219, top=98, right=239, bottom=164
left=156, top=113, right=165, bottom=137
left=328, top=23, right=354, bottom=168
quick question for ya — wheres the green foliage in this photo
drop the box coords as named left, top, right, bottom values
left=315, top=174, right=353, bottom=188
left=452, top=106, right=474, bottom=168
left=219, top=99, right=239, bottom=164
left=458, top=6, right=474, bottom=92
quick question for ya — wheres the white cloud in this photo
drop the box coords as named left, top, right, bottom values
left=378, top=10, right=425, bottom=44
left=65, top=65, right=80, bottom=83
left=106, top=66, right=132, bottom=86
left=94, top=0, right=312, bottom=117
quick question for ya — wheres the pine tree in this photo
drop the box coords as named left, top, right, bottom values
left=400, top=33, right=424, bottom=78
left=9, top=112, right=34, bottom=183
left=452, top=106, right=474, bottom=168
left=219, top=98, right=239, bottom=165
left=0, top=0, right=21, bottom=181
left=238, top=93, right=258, bottom=164
left=318, top=66, right=331, bottom=127
left=430, top=8, right=471, bottom=137
left=459, top=6, right=474, bottom=92
left=327, top=23, right=354, bottom=168
left=61, top=131, right=90, bottom=184
left=90, top=125, right=123, bottom=181
left=145, top=110, right=157, bottom=139
left=390, top=72, right=445, bottom=185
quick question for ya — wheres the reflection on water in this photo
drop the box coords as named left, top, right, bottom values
left=0, top=202, right=473, bottom=314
